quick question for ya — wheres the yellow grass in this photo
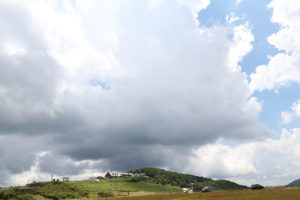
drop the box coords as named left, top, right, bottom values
left=112, top=187, right=300, bottom=200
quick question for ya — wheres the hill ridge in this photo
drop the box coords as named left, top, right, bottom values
left=129, top=167, right=247, bottom=190
left=287, top=179, right=300, bottom=187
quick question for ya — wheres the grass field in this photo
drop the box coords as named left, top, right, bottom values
left=115, top=187, right=300, bottom=200
left=63, top=179, right=182, bottom=198
left=65, top=178, right=182, bottom=193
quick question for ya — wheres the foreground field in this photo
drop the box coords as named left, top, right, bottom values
left=1, top=179, right=300, bottom=199
left=115, top=187, right=300, bottom=200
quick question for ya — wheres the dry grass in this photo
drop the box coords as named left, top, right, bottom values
left=113, top=187, right=300, bottom=200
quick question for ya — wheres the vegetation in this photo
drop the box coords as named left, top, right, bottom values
left=98, top=191, right=114, bottom=197
left=116, top=187, right=300, bottom=200
left=0, top=188, right=36, bottom=200
left=1, top=181, right=300, bottom=200
left=192, top=179, right=248, bottom=191
left=0, top=167, right=256, bottom=199
left=0, top=177, right=181, bottom=200
left=37, top=181, right=88, bottom=199
left=287, top=179, right=300, bottom=186
left=130, top=167, right=210, bottom=187
left=64, top=178, right=181, bottom=194
left=129, top=167, right=247, bottom=190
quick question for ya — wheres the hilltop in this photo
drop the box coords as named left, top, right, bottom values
left=129, top=167, right=247, bottom=191
left=287, top=179, right=300, bottom=187
left=129, top=167, right=211, bottom=187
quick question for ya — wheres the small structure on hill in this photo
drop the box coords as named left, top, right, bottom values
left=182, top=188, right=193, bottom=193
left=88, top=176, right=104, bottom=181
left=62, top=177, right=70, bottom=181
left=121, top=172, right=134, bottom=177
left=201, top=187, right=211, bottom=192
left=251, top=184, right=264, bottom=190
left=88, top=177, right=98, bottom=181
left=105, top=171, right=134, bottom=178
left=132, top=173, right=146, bottom=177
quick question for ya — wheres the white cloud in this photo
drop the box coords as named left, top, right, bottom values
left=281, top=111, right=294, bottom=124
left=281, top=100, right=300, bottom=124
left=186, top=128, right=300, bottom=186
left=293, top=101, right=300, bottom=116
left=3, top=42, right=26, bottom=56
left=176, top=0, right=210, bottom=22
left=176, top=0, right=210, bottom=14
left=250, top=0, right=300, bottom=93
left=226, top=12, right=240, bottom=25
left=236, top=0, right=243, bottom=5
left=227, top=22, right=254, bottom=72
left=187, top=143, right=257, bottom=178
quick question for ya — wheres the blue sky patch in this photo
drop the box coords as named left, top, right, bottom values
left=198, top=0, right=280, bottom=75
left=197, top=0, right=293, bottom=134
left=90, top=79, right=111, bottom=90
left=254, top=83, right=300, bottom=133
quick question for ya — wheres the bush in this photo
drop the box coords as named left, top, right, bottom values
left=17, top=194, right=36, bottom=200
left=39, top=192, right=77, bottom=200
left=79, top=191, right=89, bottom=197
left=0, top=190, right=17, bottom=200
left=127, top=177, right=148, bottom=182
left=40, top=194, right=59, bottom=200
left=98, top=191, right=114, bottom=197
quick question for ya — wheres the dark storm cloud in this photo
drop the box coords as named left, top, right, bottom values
left=0, top=134, right=50, bottom=186
left=0, top=2, right=63, bottom=136
left=38, top=152, right=89, bottom=176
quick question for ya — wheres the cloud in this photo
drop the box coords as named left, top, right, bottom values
left=236, top=0, right=243, bottom=5
left=0, top=134, right=49, bottom=186
left=0, top=0, right=272, bottom=186
left=281, top=99, right=300, bottom=124
left=176, top=0, right=210, bottom=18
left=0, top=1, right=65, bottom=135
left=227, top=22, right=254, bottom=72
left=186, top=128, right=300, bottom=186
left=249, top=0, right=300, bottom=93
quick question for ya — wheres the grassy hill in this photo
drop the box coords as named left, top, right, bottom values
left=0, top=167, right=247, bottom=199
left=0, top=178, right=181, bottom=200
left=129, top=167, right=211, bottom=187
left=129, top=167, right=247, bottom=190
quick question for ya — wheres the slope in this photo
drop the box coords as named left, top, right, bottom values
left=287, top=179, right=300, bottom=187
left=129, top=167, right=247, bottom=190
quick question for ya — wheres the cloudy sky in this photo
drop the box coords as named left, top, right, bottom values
left=0, top=0, right=300, bottom=187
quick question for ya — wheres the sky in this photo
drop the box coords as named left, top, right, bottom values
left=0, top=0, right=300, bottom=187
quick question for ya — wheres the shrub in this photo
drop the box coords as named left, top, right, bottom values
left=39, top=192, right=76, bottom=200
left=98, top=191, right=114, bottom=197
left=0, top=189, right=17, bottom=200
left=79, top=191, right=89, bottom=197
left=127, top=177, right=148, bottom=182
left=41, top=194, right=59, bottom=200
left=17, top=194, right=36, bottom=200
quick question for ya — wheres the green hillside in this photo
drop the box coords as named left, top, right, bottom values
left=130, top=167, right=247, bottom=190
left=0, top=178, right=181, bottom=200
left=130, top=167, right=210, bottom=187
